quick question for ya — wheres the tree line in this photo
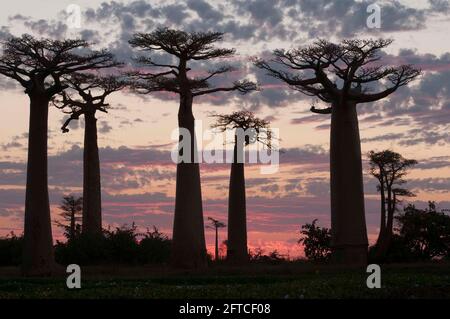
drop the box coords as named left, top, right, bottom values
left=0, top=28, right=422, bottom=276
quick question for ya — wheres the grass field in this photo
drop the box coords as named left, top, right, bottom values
left=0, top=262, right=449, bottom=299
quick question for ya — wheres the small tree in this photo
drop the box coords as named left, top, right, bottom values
left=368, top=150, right=417, bottom=259
left=211, top=110, right=272, bottom=264
left=255, top=39, right=421, bottom=265
left=54, top=73, right=127, bottom=236
left=54, top=195, right=83, bottom=241
left=298, top=219, right=332, bottom=262
left=0, top=34, right=120, bottom=275
left=129, top=28, right=256, bottom=268
left=206, top=217, right=226, bottom=261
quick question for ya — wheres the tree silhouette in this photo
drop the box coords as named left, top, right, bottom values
left=298, top=219, right=332, bottom=262
left=54, top=195, right=82, bottom=241
left=211, top=110, right=272, bottom=264
left=129, top=28, right=257, bottom=268
left=254, top=39, right=421, bottom=265
left=368, top=150, right=417, bottom=260
left=0, top=34, right=120, bottom=276
left=54, top=73, right=127, bottom=236
left=396, top=202, right=450, bottom=260
left=206, top=217, right=226, bottom=261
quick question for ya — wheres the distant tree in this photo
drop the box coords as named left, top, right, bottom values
left=129, top=28, right=257, bottom=268
left=396, top=202, right=450, bottom=260
left=206, top=217, right=226, bottom=261
left=54, top=195, right=83, bottom=241
left=54, top=73, right=126, bottom=235
left=368, top=150, right=417, bottom=259
left=211, top=111, right=272, bottom=264
left=298, top=219, right=332, bottom=262
left=0, top=34, right=121, bottom=276
left=255, top=39, right=421, bottom=265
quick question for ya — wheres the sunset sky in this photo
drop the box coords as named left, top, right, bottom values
left=0, top=0, right=449, bottom=258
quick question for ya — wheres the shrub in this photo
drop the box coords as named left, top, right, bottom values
left=0, top=232, right=23, bottom=266
left=55, top=224, right=171, bottom=265
left=298, top=219, right=332, bottom=262
left=138, top=226, right=172, bottom=264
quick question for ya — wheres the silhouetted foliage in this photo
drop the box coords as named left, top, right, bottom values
left=298, top=219, right=332, bottom=262
left=368, top=150, right=417, bottom=261
left=54, top=195, right=82, bottom=241
left=55, top=223, right=171, bottom=265
left=138, top=226, right=172, bottom=264
left=210, top=110, right=273, bottom=149
left=396, top=202, right=450, bottom=260
left=369, top=202, right=450, bottom=263
left=0, top=232, right=23, bottom=266
left=249, top=248, right=287, bottom=264
left=54, top=73, right=128, bottom=133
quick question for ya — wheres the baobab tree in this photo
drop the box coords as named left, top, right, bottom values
left=254, top=39, right=421, bottom=264
left=368, top=150, right=417, bottom=259
left=211, top=111, right=272, bottom=264
left=54, top=73, right=127, bottom=236
left=206, top=217, right=226, bottom=262
left=129, top=28, right=257, bottom=268
left=0, top=34, right=120, bottom=275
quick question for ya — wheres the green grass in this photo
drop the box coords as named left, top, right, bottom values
left=0, top=262, right=449, bottom=299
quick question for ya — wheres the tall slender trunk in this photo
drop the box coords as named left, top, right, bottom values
left=376, top=189, right=396, bottom=260
left=82, top=111, right=102, bottom=235
left=70, top=209, right=75, bottom=240
left=171, top=91, right=207, bottom=268
left=227, top=140, right=248, bottom=264
left=375, top=182, right=386, bottom=247
left=215, top=227, right=219, bottom=261
left=22, top=93, right=55, bottom=276
left=386, top=192, right=396, bottom=238
left=330, top=100, right=368, bottom=265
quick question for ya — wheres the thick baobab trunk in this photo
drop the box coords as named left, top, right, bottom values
left=171, top=92, right=207, bottom=268
left=227, top=141, right=248, bottom=264
left=22, top=93, right=55, bottom=276
left=82, top=111, right=102, bottom=235
left=330, top=101, right=368, bottom=265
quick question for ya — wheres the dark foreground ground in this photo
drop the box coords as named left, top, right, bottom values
left=0, top=262, right=449, bottom=299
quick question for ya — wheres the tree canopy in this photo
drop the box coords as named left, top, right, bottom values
left=0, top=34, right=121, bottom=97
left=128, top=28, right=257, bottom=96
left=253, top=38, right=421, bottom=110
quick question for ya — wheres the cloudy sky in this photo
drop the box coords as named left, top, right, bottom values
left=0, top=0, right=449, bottom=257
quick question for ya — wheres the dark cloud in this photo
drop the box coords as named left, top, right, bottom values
left=408, top=177, right=450, bottom=192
